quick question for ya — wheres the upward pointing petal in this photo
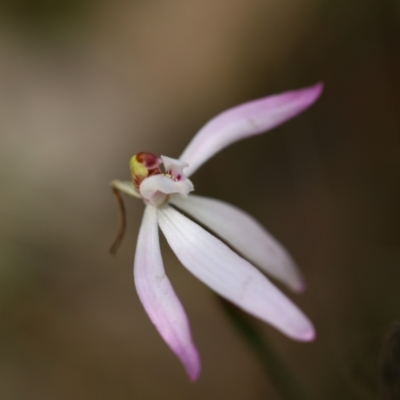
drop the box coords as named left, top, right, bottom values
left=158, top=206, right=315, bottom=342
left=170, top=194, right=304, bottom=292
left=134, top=205, right=200, bottom=380
left=179, top=83, right=323, bottom=177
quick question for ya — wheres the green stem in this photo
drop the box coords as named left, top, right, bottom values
left=217, top=296, right=313, bottom=400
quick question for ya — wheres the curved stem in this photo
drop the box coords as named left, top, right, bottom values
left=109, top=187, right=127, bottom=255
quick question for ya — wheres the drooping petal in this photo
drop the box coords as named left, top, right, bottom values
left=170, top=194, right=304, bottom=292
left=134, top=205, right=200, bottom=380
left=158, top=206, right=315, bottom=342
left=179, top=83, right=323, bottom=177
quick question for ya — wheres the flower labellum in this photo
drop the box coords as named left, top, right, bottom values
left=110, top=83, right=323, bottom=381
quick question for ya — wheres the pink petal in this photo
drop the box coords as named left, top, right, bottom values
left=179, top=83, right=323, bottom=177
left=134, top=205, right=200, bottom=380
left=158, top=206, right=315, bottom=342
left=170, top=194, right=304, bottom=292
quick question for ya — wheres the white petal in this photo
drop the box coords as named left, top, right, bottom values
left=170, top=194, right=304, bottom=292
left=179, top=83, right=323, bottom=177
left=134, top=205, right=200, bottom=380
left=158, top=206, right=315, bottom=341
left=140, top=175, right=193, bottom=202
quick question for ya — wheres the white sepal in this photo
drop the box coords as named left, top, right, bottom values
left=170, top=194, right=304, bottom=292
left=158, top=206, right=315, bottom=342
left=134, top=205, right=200, bottom=380
left=179, top=83, right=323, bottom=177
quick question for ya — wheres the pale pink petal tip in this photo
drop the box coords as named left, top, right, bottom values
left=304, top=328, right=316, bottom=342
left=306, top=82, right=324, bottom=104
left=180, top=348, right=201, bottom=381
left=298, top=325, right=316, bottom=342
left=293, top=279, right=306, bottom=293
left=187, top=362, right=201, bottom=382
left=290, top=81, right=324, bottom=111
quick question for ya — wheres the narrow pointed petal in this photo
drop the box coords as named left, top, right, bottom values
left=179, top=83, right=323, bottom=177
left=158, top=206, right=315, bottom=342
left=170, top=194, right=304, bottom=292
left=110, top=180, right=141, bottom=198
left=134, top=205, right=200, bottom=380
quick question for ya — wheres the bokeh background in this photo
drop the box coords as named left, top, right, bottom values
left=0, top=0, right=399, bottom=399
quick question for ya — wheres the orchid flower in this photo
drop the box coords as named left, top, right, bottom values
left=110, top=83, right=323, bottom=381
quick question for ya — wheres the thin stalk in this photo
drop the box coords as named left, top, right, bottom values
left=218, top=296, right=314, bottom=400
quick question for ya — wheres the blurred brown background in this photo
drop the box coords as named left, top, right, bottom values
left=0, top=0, right=399, bottom=399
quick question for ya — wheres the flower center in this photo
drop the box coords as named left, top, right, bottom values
left=130, top=152, right=194, bottom=206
